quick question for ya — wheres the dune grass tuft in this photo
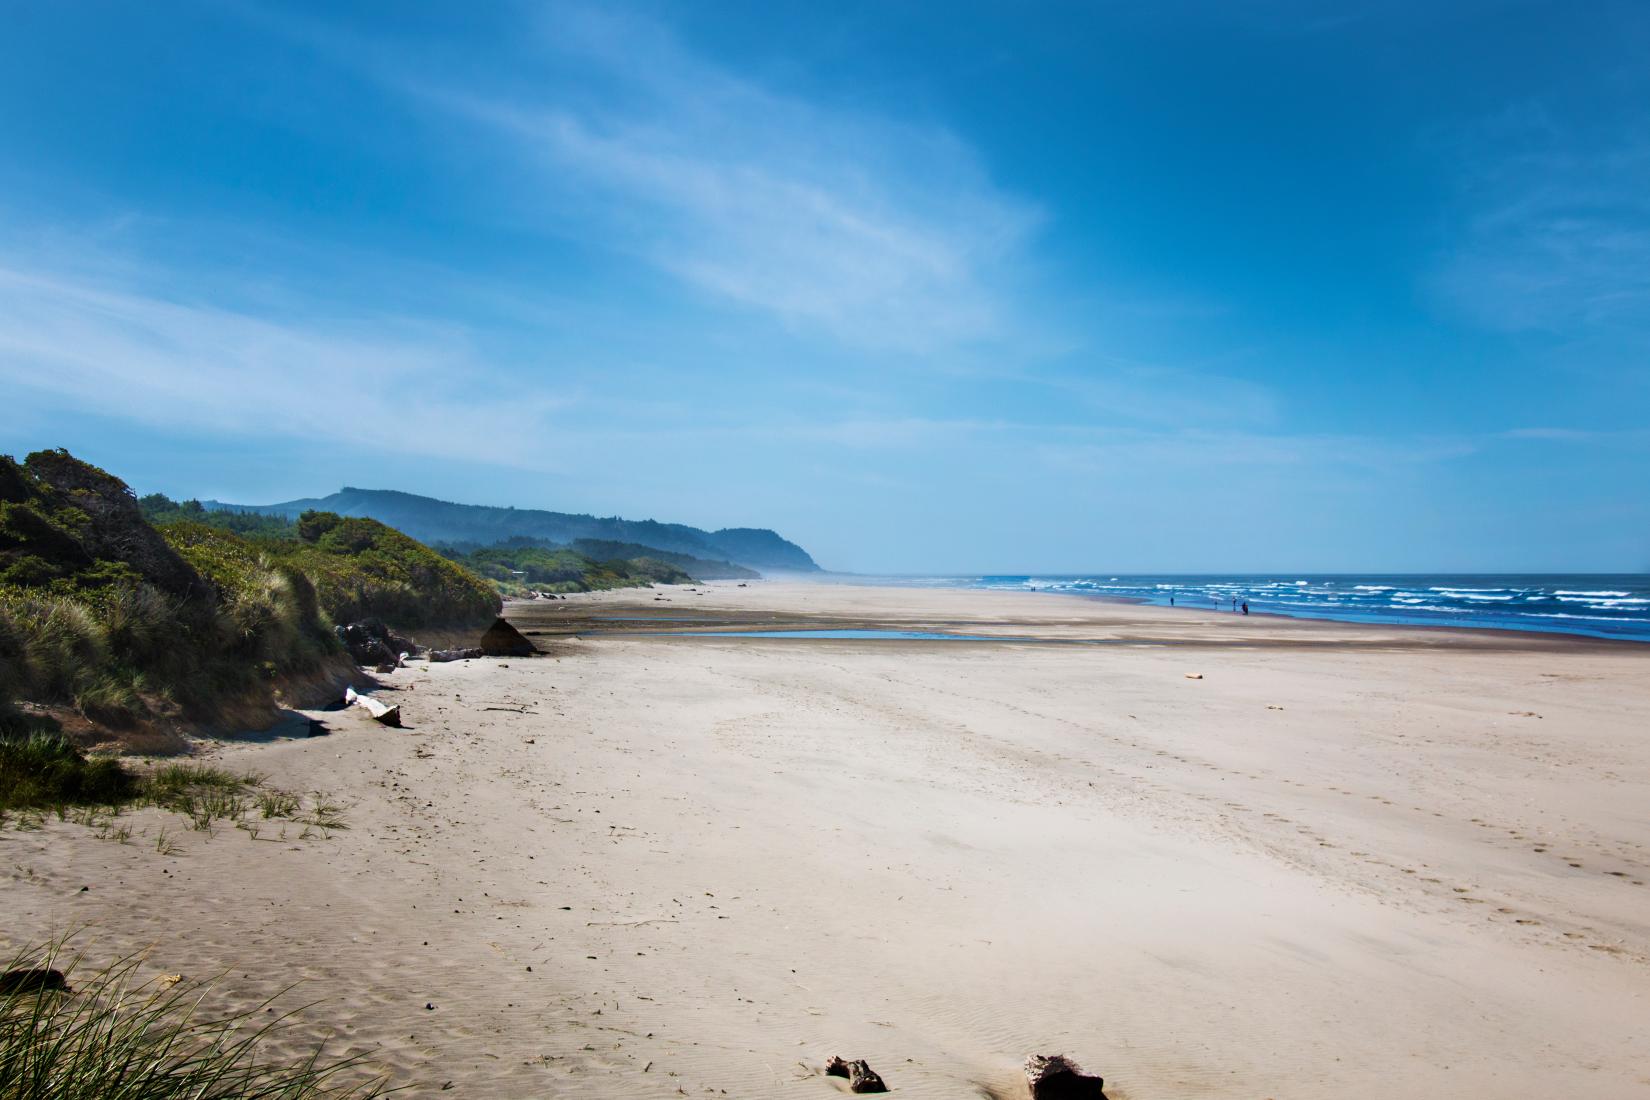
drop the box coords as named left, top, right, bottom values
left=0, top=738, right=342, bottom=836
left=0, top=733, right=137, bottom=812
left=0, top=941, right=385, bottom=1098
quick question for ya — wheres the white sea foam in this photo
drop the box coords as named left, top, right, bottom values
left=1558, top=596, right=1648, bottom=607
left=1553, top=590, right=1630, bottom=597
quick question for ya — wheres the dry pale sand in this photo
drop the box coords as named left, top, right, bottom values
left=5, top=581, right=1650, bottom=1098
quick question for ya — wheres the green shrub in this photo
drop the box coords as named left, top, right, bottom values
left=286, top=512, right=499, bottom=629
left=0, top=733, right=136, bottom=811
left=446, top=542, right=690, bottom=595
left=0, top=592, right=106, bottom=702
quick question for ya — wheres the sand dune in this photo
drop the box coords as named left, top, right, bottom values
left=5, top=582, right=1649, bottom=1097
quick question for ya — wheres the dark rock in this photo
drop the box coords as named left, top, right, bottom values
left=478, top=617, right=537, bottom=657
left=825, top=1056, right=887, bottom=1093
left=0, top=967, right=68, bottom=994
left=1024, top=1054, right=1105, bottom=1099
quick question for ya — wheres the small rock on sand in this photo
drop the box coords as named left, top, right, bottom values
left=1025, top=1053, right=1106, bottom=1099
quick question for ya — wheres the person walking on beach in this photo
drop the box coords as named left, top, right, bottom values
left=1241, top=601, right=1249, bottom=615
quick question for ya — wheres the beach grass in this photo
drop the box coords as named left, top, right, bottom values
left=0, top=734, right=341, bottom=836
left=0, top=732, right=137, bottom=814
left=0, top=941, right=384, bottom=1098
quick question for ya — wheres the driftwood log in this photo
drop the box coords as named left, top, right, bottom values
left=824, top=1055, right=887, bottom=1093
left=344, top=686, right=402, bottom=727
left=429, top=648, right=483, bottom=663
left=1024, top=1054, right=1106, bottom=1099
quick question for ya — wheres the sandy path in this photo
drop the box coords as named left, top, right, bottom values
left=4, top=582, right=1649, bottom=1097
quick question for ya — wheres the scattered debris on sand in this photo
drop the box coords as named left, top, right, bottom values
left=337, top=618, right=420, bottom=667
left=825, top=1055, right=888, bottom=1093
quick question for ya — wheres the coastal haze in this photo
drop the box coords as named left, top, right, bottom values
left=3, top=3, right=1649, bottom=1100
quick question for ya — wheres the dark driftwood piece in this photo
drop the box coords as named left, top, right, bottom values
left=825, top=1055, right=888, bottom=1093
left=1024, top=1054, right=1106, bottom=1099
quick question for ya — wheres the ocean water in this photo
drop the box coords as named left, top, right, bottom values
left=900, top=574, right=1650, bottom=642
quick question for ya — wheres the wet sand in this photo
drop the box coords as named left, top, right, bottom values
left=4, top=581, right=1649, bottom=1097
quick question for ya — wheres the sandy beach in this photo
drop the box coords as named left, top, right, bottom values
left=5, top=580, right=1649, bottom=1098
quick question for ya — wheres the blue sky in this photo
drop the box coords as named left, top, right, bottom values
left=2, top=1, right=1647, bottom=572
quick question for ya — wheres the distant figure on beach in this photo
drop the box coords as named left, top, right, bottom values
left=1242, top=601, right=1249, bottom=615
left=1169, top=595, right=1174, bottom=606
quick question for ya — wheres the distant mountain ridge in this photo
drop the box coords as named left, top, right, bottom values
left=205, top=487, right=821, bottom=573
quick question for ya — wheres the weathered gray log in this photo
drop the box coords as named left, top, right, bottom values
left=429, top=648, right=482, bottom=663
left=344, top=686, right=401, bottom=727
left=825, top=1055, right=887, bottom=1093
left=1024, top=1054, right=1105, bottom=1099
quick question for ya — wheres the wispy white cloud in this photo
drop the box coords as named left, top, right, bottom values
left=0, top=256, right=569, bottom=468
left=1432, top=106, right=1650, bottom=339
left=372, top=4, right=1042, bottom=353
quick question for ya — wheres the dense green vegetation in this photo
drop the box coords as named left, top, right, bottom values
left=138, top=495, right=714, bottom=599
left=0, top=450, right=499, bottom=735
left=212, top=486, right=820, bottom=571
left=568, top=539, right=759, bottom=580
left=278, top=511, right=500, bottom=630
left=446, top=541, right=694, bottom=595
left=1, top=451, right=341, bottom=732
left=138, top=496, right=500, bottom=629
left=138, top=494, right=298, bottom=540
